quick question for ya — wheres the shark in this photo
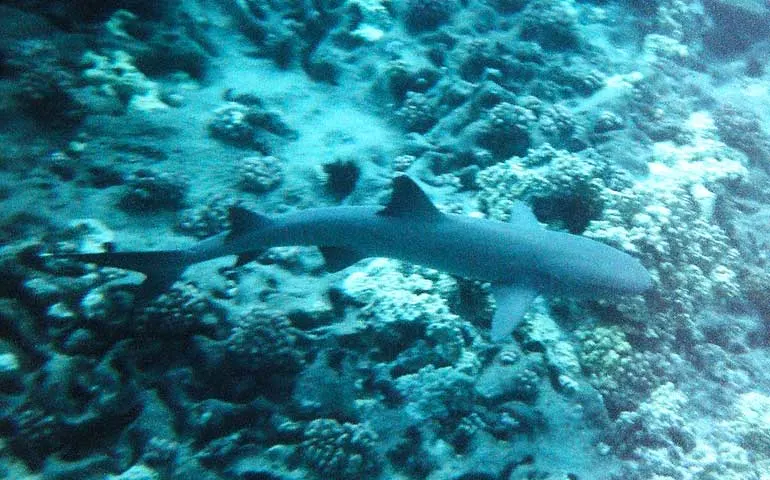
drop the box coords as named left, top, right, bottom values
left=60, top=175, right=652, bottom=341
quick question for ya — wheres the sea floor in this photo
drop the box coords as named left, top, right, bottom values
left=2, top=1, right=770, bottom=479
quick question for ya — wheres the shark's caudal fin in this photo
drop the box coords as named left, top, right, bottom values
left=62, top=250, right=192, bottom=301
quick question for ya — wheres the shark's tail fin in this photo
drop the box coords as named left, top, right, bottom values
left=63, top=250, right=192, bottom=302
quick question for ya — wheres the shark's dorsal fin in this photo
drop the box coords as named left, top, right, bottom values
left=379, top=175, right=443, bottom=220
left=508, top=201, right=540, bottom=229
left=229, top=207, right=272, bottom=237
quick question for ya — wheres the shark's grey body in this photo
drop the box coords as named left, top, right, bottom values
left=64, top=176, right=652, bottom=341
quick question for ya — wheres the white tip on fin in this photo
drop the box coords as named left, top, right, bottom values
left=490, top=283, right=538, bottom=342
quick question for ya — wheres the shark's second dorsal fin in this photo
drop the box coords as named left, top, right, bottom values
left=508, top=201, right=540, bottom=230
left=379, top=175, right=443, bottom=220
left=229, top=207, right=272, bottom=236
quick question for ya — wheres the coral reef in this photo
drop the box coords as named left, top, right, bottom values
left=176, top=194, right=242, bottom=239
left=397, top=92, right=438, bottom=134
left=403, top=0, right=456, bottom=33
left=208, top=99, right=297, bottom=152
left=609, top=383, right=695, bottom=475
left=473, top=101, right=535, bottom=159
left=1, top=345, right=140, bottom=469
left=395, top=363, right=477, bottom=423
left=134, top=282, right=220, bottom=337
left=3, top=39, right=85, bottom=127
left=729, top=391, right=770, bottom=459
left=300, top=418, right=381, bottom=479
left=3, top=0, right=770, bottom=478
left=225, top=306, right=304, bottom=375
left=81, top=50, right=167, bottom=111
left=477, top=144, right=623, bottom=233
left=119, top=168, right=189, bottom=211
left=712, top=103, right=770, bottom=165
left=519, top=0, right=582, bottom=50
left=238, top=155, right=285, bottom=193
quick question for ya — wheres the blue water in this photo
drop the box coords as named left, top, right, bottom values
left=1, top=1, right=770, bottom=479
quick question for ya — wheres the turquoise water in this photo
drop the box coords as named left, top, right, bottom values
left=1, top=1, right=770, bottom=478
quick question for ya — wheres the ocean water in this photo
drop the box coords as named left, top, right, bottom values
left=1, top=1, right=770, bottom=479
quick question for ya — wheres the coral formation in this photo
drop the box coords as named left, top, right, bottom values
left=397, top=92, right=438, bottom=134
left=81, top=50, right=167, bottom=111
left=473, top=101, right=535, bottom=159
left=395, top=363, right=476, bottom=422
left=134, top=282, right=220, bottom=337
left=225, top=306, right=303, bottom=374
left=730, top=391, right=770, bottom=458
left=403, top=0, right=456, bottom=33
left=301, top=418, right=381, bottom=479
left=609, top=383, right=696, bottom=475
left=238, top=155, right=285, bottom=193
left=176, top=194, right=242, bottom=239
left=712, top=103, right=770, bottom=164
left=209, top=100, right=297, bottom=151
left=120, top=168, right=189, bottom=211
left=519, top=0, right=582, bottom=50
left=477, top=144, right=622, bottom=233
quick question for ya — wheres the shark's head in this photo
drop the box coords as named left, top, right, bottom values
left=538, top=235, right=654, bottom=299
left=609, top=256, right=654, bottom=295
left=574, top=247, right=653, bottom=297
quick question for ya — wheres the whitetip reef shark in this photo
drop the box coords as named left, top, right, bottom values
left=60, top=175, right=652, bottom=341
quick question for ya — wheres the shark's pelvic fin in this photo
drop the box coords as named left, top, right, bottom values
left=319, top=246, right=365, bottom=272
left=378, top=176, right=443, bottom=220
left=234, top=250, right=263, bottom=267
left=490, top=283, right=538, bottom=341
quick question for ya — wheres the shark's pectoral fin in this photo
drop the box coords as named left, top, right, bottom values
left=490, top=283, right=538, bottom=342
left=319, top=246, right=365, bottom=272
left=234, top=250, right=264, bottom=267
